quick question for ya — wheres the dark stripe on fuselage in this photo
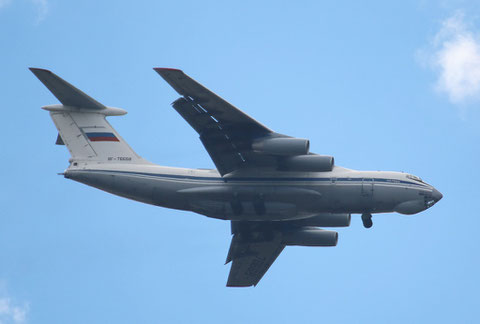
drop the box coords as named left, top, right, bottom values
left=68, top=169, right=430, bottom=188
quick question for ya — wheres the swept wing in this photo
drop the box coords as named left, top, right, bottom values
left=154, top=68, right=291, bottom=175
left=226, top=222, right=285, bottom=287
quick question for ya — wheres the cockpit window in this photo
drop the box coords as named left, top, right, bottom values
left=406, top=174, right=423, bottom=183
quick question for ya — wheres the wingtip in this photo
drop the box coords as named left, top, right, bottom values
left=29, top=67, right=53, bottom=76
left=29, top=67, right=50, bottom=72
left=153, top=67, right=183, bottom=73
left=226, top=283, right=254, bottom=288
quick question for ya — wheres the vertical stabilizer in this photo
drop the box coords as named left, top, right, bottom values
left=30, top=68, right=149, bottom=165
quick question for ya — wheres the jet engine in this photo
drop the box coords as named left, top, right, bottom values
left=282, top=228, right=338, bottom=246
left=292, top=213, right=351, bottom=227
left=252, top=138, right=310, bottom=156
left=279, top=155, right=334, bottom=172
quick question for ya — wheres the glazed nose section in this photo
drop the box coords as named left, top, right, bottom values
left=432, top=188, right=443, bottom=202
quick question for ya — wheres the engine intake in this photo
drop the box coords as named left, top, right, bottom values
left=282, top=228, right=338, bottom=246
left=252, top=138, right=310, bottom=156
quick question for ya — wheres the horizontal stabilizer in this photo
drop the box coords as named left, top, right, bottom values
left=29, top=68, right=105, bottom=110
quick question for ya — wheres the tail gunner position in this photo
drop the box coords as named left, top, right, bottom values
left=31, top=68, right=442, bottom=287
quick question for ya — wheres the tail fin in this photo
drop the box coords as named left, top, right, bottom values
left=30, top=68, right=148, bottom=165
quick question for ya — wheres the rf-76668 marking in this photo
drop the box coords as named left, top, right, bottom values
left=31, top=67, right=442, bottom=287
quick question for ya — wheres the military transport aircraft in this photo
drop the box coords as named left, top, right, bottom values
left=30, top=67, right=442, bottom=287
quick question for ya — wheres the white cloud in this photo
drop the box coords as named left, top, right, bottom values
left=31, top=0, right=48, bottom=23
left=0, top=297, right=28, bottom=324
left=419, top=11, right=480, bottom=104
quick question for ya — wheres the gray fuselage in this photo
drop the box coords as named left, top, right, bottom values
left=64, top=163, right=442, bottom=221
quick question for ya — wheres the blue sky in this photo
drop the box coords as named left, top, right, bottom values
left=1, top=1, right=480, bottom=323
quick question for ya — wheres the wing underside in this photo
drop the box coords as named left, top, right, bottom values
left=225, top=219, right=339, bottom=287
left=154, top=68, right=285, bottom=175
left=226, top=231, right=285, bottom=287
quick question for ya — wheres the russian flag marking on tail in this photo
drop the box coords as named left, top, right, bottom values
left=86, top=132, right=119, bottom=142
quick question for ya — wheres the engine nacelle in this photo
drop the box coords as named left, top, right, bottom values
left=252, top=138, right=310, bottom=156
left=282, top=228, right=338, bottom=246
left=280, top=155, right=334, bottom=172
left=292, top=213, right=351, bottom=227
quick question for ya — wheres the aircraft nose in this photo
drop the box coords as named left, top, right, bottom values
left=432, top=188, right=443, bottom=202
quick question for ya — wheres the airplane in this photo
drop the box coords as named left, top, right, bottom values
left=30, top=67, right=443, bottom=287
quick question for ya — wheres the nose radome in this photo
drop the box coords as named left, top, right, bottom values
left=432, top=188, right=443, bottom=202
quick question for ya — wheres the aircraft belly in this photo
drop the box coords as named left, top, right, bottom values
left=179, top=184, right=323, bottom=221
left=328, top=183, right=363, bottom=212
left=189, top=200, right=304, bottom=220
